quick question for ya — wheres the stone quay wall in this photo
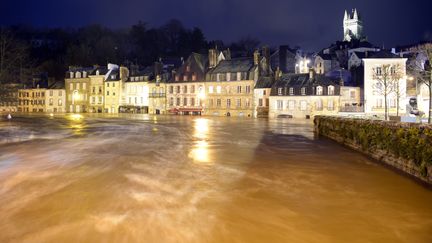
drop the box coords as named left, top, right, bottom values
left=314, top=116, right=432, bottom=185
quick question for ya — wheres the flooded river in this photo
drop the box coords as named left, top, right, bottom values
left=0, top=114, right=431, bottom=243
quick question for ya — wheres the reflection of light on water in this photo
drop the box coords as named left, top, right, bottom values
left=189, top=141, right=209, bottom=163
left=68, top=114, right=83, bottom=121
left=190, top=118, right=211, bottom=163
left=194, top=118, right=209, bottom=139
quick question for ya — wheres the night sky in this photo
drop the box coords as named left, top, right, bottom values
left=1, top=0, right=431, bottom=51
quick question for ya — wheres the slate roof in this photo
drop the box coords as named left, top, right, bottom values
left=208, top=57, right=254, bottom=73
left=365, top=50, right=401, bottom=59
left=273, top=73, right=339, bottom=88
left=105, top=69, right=120, bottom=81
left=255, top=76, right=274, bottom=89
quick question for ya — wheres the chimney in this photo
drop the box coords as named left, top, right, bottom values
left=208, top=49, right=218, bottom=68
left=253, top=49, right=260, bottom=66
left=154, top=62, right=163, bottom=76
left=279, top=45, right=288, bottom=73
left=120, top=66, right=129, bottom=81
left=262, top=45, right=270, bottom=75
left=275, top=66, right=281, bottom=80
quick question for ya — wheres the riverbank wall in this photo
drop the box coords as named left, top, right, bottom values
left=314, top=116, right=432, bottom=185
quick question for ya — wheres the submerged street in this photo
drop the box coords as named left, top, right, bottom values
left=0, top=114, right=431, bottom=243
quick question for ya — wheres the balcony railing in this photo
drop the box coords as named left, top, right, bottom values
left=149, top=93, right=166, bottom=98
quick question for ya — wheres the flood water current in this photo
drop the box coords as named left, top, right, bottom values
left=0, top=114, right=431, bottom=243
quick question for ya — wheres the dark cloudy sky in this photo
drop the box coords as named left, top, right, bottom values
left=1, top=0, right=431, bottom=51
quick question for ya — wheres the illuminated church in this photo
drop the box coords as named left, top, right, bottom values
left=343, top=9, right=365, bottom=42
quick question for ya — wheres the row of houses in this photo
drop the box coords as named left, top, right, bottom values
left=3, top=8, right=429, bottom=119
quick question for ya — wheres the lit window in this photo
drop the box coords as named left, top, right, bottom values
left=328, top=86, right=335, bottom=95
left=277, top=100, right=283, bottom=110
left=289, top=88, right=294, bottom=95
left=216, top=86, right=221, bottom=94
left=301, top=87, right=306, bottom=95
left=278, top=88, right=283, bottom=95
left=227, top=99, right=231, bottom=108
left=316, top=86, right=323, bottom=95
left=209, top=86, right=214, bottom=93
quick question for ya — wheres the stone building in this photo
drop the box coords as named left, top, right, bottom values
left=120, top=66, right=153, bottom=114
left=363, top=51, right=408, bottom=116
left=18, top=87, right=47, bottom=112
left=269, top=71, right=342, bottom=119
left=88, top=67, right=107, bottom=113
left=65, top=67, right=93, bottom=113
left=166, top=53, right=208, bottom=115
left=205, top=56, right=258, bottom=117
left=343, top=9, right=364, bottom=42
left=104, top=66, right=126, bottom=114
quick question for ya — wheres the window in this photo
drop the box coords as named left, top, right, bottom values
left=209, top=99, right=214, bottom=107
left=92, top=87, right=96, bottom=94
left=183, top=85, right=187, bottom=94
left=186, top=65, right=190, bottom=72
left=328, top=86, right=335, bottom=95
left=209, top=86, right=214, bottom=93
left=191, top=98, right=195, bottom=106
left=289, top=88, right=294, bottom=95
left=70, top=83, right=73, bottom=90
left=278, top=88, right=283, bottom=95
left=192, top=74, right=197, bottom=81
left=169, top=86, right=173, bottom=94
left=316, top=99, right=323, bottom=111
left=170, top=97, right=174, bottom=106
left=183, top=75, right=188, bottom=81
left=246, top=86, right=251, bottom=94
left=128, top=97, right=132, bottom=104
left=316, top=86, right=323, bottom=95
left=236, top=99, right=241, bottom=107
left=107, top=91, right=110, bottom=96
left=184, top=97, right=187, bottom=106
left=300, top=101, right=307, bottom=111
left=176, top=86, right=180, bottom=93
left=58, top=99, right=62, bottom=106
left=227, top=99, right=231, bottom=108
left=245, top=98, right=250, bottom=107
left=288, top=100, right=295, bottom=110
left=175, top=75, right=179, bottom=82
left=216, top=86, right=222, bottom=94
left=217, top=99, right=221, bottom=107
left=237, top=86, right=242, bottom=94
left=350, top=90, right=356, bottom=99
left=76, top=72, right=81, bottom=78
left=301, top=87, right=306, bottom=95
left=230, top=73, right=237, bottom=81
left=92, top=97, right=96, bottom=104
left=390, top=66, right=396, bottom=74
left=176, top=98, right=180, bottom=106
left=76, top=83, right=80, bottom=89
left=219, top=73, right=226, bottom=81
left=263, top=90, right=266, bottom=96
left=50, top=90, right=53, bottom=96
left=113, top=92, right=116, bottom=96
left=112, top=83, right=115, bottom=88
left=70, top=72, right=74, bottom=78
left=328, top=100, right=334, bottom=110
left=259, top=98, right=263, bottom=107
left=107, top=83, right=110, bottom=88
left=277, top=100, right=283, bottom=110
left=376, top=67, right=382, bottom=76
left=49, top=98, right=53, bottom=106
left=83, top=83, right=86, bottom=90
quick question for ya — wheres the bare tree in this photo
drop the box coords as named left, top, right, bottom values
left=409, top=43, right=432, bottom=123
left=372, top=64, right=404, bottom=120
left=0, top=28, right=29, bottom=84
left=390, top=64, right=405, bottom=117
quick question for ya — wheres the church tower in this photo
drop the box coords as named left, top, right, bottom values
left=343, top=9, right=364, bottom=42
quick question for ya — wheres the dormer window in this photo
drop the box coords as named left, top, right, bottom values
left=83, top=71, right=87, bottom=78
left=328, top=86, right=335, bottom=95
left=76, top=72, right=81, bottom=78
left=301, top=87, right=306, bottom=95
left=289, top=87, right=294, bottom=95
left=316, top=86, right=323, bottom=95
left=96, top=70, right=100, bottom=75
left=175, top=75, right=179, bottom=82
left=278, top=88, right=283, bottom=95
left=192, top=74, right=197, bottom=81
left=186, top=65, right=190, bottom=72
left=70, top=72, right=74, bottom=78
left=111, top=75, right=116, bottom=80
